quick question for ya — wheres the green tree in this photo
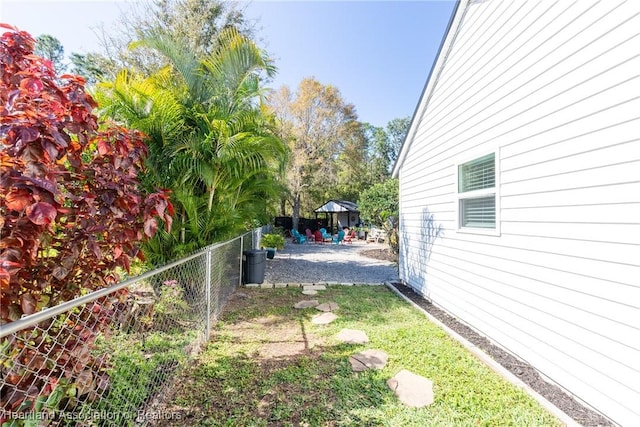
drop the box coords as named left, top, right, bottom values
left=333, top=117, right=410, bottom=201
left=94, top=0, right=252, bottom=78
left=96, top=28, right=285, bottom=263
left=358, top=179, right=399, bottom=252
left=335, top=121, right=368, bottom=202
left=166, top=0, right=249, bottom=55
left=70, top=52, right=107, bottom=84
left=362, top=123, right=391, bottom=182
left=268, top=78, right=357, bottom=230
left=386, top=116, right=410, bottom=167
left=361, top=116, right=410, bottom=183
left=34, top=34, right=66, bottom=72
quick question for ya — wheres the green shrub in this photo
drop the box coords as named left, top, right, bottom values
left=261, top=233, right=285, bottom=250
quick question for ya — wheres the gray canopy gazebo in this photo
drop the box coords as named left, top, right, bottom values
left=314, top=200, right=360, bottom=233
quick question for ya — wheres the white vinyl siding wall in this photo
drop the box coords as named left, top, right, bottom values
left=397, top=0, right=640, bottom=425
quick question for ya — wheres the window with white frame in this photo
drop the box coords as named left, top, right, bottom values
left=457, top=152, right=497, bottom=230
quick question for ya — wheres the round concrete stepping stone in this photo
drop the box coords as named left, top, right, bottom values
left=311, top=312, right=338, bottom=325
left=387, top=369, right=434, bottom=408
left=315, top=302, right=339, bottom=312
left=336, top=329, right=369, bottom=344
left=302, top=290, right=318, bottom=296
left=294, top=300, right=320, bottom=309
left=349, top=349, right=388, bottom=372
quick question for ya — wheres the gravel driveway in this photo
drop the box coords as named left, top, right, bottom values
left=263, top=240, right=398, bottom=284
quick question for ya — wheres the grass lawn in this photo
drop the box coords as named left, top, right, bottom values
left=159, top=286, right=562, bottom=426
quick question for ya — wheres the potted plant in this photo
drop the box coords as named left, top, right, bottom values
left=353, top=225, right=369, bottom=240
left=261, top=233, right=285, bottom=259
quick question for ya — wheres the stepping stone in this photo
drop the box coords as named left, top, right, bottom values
left=274, top=283, right=288, bottom=288
left=234, top=292, right=249, bottom=299
left=304, top=284, right=326, bottom=291
left=349, top=349, right=388, bottom=372
left=311, top=312, right=337, bottom=325
left=336, top=329, right=369, bottom=344
left=315, top=302, right=339, bottom=312
left=387, top=369, right=434, bottom=408
left=294, top=300, right=320, bottom=309
left=302, top=290, right=318, bottom=296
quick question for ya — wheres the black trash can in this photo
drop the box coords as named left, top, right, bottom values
left=242, top=249, right=267, bottom=284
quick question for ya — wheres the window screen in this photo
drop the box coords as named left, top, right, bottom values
left=460, top=196, right=495, bottom=228
left=458, top=153, right=496, bottom=229
left=458, top=153, right=495, bottom=193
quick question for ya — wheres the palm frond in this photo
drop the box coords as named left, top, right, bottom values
left=131, top=30, right=210, bottom=104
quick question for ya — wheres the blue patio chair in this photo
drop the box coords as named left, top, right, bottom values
left=291, top=229, right=307, bottom=244
left=332, top=230, right=345, bottom=244
left=319, top=228, right=332, bottom=241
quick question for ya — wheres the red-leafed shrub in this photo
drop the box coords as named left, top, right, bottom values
left=0, top=24, right=173, bottom=320
left=0, top=24, right=173, bottom=421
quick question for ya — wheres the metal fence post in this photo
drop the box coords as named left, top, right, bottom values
left=205, top=249, right=212, bottom=340
left=239, top=234, right=244, bottom=287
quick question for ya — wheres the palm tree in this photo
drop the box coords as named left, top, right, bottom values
left=96, top=28, right=286, bottom=263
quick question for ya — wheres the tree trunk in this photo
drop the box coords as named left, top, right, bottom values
left=292, top=193, right=301, bottom=232
left=208, top=187, right=215, bottom=213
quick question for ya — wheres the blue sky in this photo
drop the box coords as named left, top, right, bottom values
left=1, top=0, right=456, bottom=128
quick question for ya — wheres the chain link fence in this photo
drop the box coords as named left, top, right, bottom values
left=0, top=228, right=265, bottom=426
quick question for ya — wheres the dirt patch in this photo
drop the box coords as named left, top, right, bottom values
left=359, top=248, right=398, bottom=263
left=389, top=282, right=614, bottom=427
left=149, top=288, right=341, bottom=426
left=214, top=290, right=324, bottom=356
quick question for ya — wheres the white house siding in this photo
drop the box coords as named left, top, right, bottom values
left=337, top=212, right=359, bottom=228
left=396, top=0, right=640, bottom=425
